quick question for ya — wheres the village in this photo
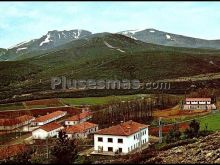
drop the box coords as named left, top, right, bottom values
left=0, top=94, right=219, bottom=163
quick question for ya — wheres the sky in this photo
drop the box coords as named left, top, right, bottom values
left=1, top=1, right=220, bottom=48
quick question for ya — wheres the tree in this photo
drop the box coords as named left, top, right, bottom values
left=50, top=131, right=78, bottom=164
left=165, top=124, right=181, bottom=143
left=184, top=120, right=200, bottom=138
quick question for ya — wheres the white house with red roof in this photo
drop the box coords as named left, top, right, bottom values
left=0, top=115, right=35, bottom=131
left=64, top=111, right=92, bottom=126
left=32, top=122, right=64, bottom=139
left=64, top=122, right=98, bottom=139
left=31, top=111, right=67, bottom=126
left=183, top=98, right=216, bottom=110
left=93, top=120, right=149, bottom=155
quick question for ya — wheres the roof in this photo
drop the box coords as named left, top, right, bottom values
left=66, top=111, right=92, bottom=122
left=16, top=115, right=35, bottom=123
left=64, top=122, right=97, bottom=134
left=185, top=98, right=211, bottom=101
left=0, top=118, right=19, bottom=126
left=32, top=111, right=66, bottom=123
left=95, top=120, right=149, bottom=136
left=0, top=115, right=34, bottom=126
left=39, top=122, right=63, bottom=132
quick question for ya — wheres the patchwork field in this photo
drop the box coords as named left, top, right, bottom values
left=0, top=102, right=25, bottom=111
left=24, top=98, right=64, bottom=109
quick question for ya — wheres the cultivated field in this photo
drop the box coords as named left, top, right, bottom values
left=61, top=94, right=151, bottom=106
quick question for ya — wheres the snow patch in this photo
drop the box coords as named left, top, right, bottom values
left=40, top=34, right=52, bottom=46
left=9, top=41, right=29, bottom=49
left=76, top=30, right=81, bottom=39
left=149, top=30, right=155, bottom=33
left=104, top=41, right=125, bottom=53
left=16, top=47, right=27, bottom=53
left=166, top=34, right=171, bottom=39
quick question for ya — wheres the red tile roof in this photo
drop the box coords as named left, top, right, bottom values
left=0, top=115, right=34, bottom=126
left=16, top=115, right=35, bottom=123
left=186, top=98, right=211, bottom=101
left=0, top=118, right=19, bottom=126
left=64, top=122, right=97, bottom=134
left=33, top=111, right=66, bottom=123
left=95, top=120, right=149, bottom=136
left=39, top=122, right=63, bottom=132
left=66, top=111, right=92, bottom=122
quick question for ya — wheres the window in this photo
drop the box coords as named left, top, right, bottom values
left=118, top=138, right=123, bottom=143
left=108, top=138, right=113, bottom=143
left=108, top=147, right=113, bottom=152
left=134, top=135, right=135, bottom=140
left=131, top=146, right=133, bottom=150
left=98, top=137, right=103, bottom=142
left=119, top=148, right=122, bottom=153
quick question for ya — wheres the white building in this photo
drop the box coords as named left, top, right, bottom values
left=183, top=98, right=216, bottom=110
left=65, top=122, right=98, bottom=139
left=32, top=122, right=64, bottom=139
left=65, top=111, right=92, bottom=126
left=31, top=111, right=67, bottom=126
left=0, top=115, right=35, bottom=131
left=93, top=120, right=149, bottom=155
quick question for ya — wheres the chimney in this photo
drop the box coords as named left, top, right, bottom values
left=120, top=121, right=123, bottom=125
left=130, top=120, right=132, bottom=125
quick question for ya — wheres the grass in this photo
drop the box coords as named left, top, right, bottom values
left=0, top=102, right=25, bottom=111
left=61, top=94, right=150, bottom=106
left=198, top=111, right=220, bottom=131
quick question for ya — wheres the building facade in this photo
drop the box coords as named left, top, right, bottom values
left=65, top=122, right=98, bottom=139
left=64, top=111, right=92, bottom=126
left=31, top=111, right=67, bottom=126
left=32, top=122, right=64, bottom=139
left=0, top=115, right=35, bottom=131
left=182, top=98, right=216, bottom=110
left=94, top=120, right=149, bottom=155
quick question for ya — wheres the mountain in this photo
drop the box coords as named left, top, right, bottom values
left=118, top=28, right=220, bottom=49
left=0, top=29, right=92, bottom=61
left=0, top=48, right=7, bottom=57
left=1, top=33, right=220, bottom=101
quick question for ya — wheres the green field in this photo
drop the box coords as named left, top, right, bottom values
left=61, top=94, right=151, bottom=106
left=0, top=102, right=25, bottom=111
left=198, top=111, right=220, bottom=131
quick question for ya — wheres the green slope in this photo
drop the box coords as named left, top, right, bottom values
left=1, top=33, right=220, bottom=100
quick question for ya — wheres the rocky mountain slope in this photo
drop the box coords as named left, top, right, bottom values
left=147, top=132, right=220, bottom=164
left=119, top=28, right=220, bottom=49
left=0, top=29, right=92, bottom=61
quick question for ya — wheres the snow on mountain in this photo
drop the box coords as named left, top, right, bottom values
left=166, top=34, right=171, bottom=40
left=8, top=41, right=30, bottom=49
left=104, top=41, right=125, bottom=53
left=39, top=34, right=52, bottom=46
left=16, top=47, right=27, bottom=53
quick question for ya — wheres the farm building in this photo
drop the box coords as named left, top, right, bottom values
left=64, top=122, right=98, bottom=139
left=65, top=111, right=92, bottom=126
left=93, top=120, right=149, bottom=155
left=182, top=98, right=216, bottom=110
left=0, top=115, right=35, bottom=131
left=31, top=111, right=67, bottom=126
left=32, top=122, right=64, bottom=139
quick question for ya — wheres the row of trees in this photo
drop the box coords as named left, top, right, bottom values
left=165, top=119, right=210, bottom=143
left=92, top=94, right=179, bottom=128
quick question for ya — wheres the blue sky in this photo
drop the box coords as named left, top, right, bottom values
left=1, top=2, right=220, bottom=48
